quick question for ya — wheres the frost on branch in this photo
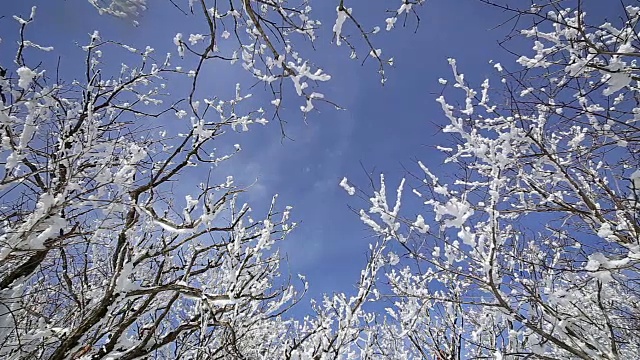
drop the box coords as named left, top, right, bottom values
left=332, top=0, right=426, bottom=83
left=88, top=0, right=147, bottom=18
left=343, top=1, right=640, bottom=358
left=339, top=176, right=356, bottom=195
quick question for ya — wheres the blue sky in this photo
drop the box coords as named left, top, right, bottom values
left=1, top=0, right=568, bottom=304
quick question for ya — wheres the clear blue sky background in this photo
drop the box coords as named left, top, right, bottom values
left=1, top=0, right=621, bottom=310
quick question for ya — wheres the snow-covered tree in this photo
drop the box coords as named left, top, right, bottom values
left=0, top=1, right=425, bottom=358
left=342, top=1, right=640, bottom=358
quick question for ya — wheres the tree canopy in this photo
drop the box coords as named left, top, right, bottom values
left=1, top=0, right=638, bottom=359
